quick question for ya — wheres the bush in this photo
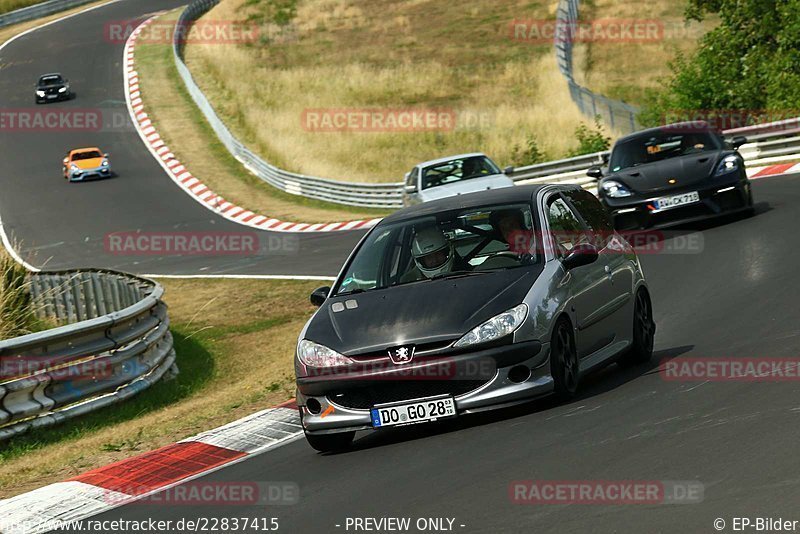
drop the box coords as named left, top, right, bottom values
left=568, top=117, right=610, bottom=157
left=510, top=135, right=547, bottom=166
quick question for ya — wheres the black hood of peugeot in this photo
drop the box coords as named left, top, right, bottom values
left=304, top=266, right=542, bottom=356
left=603, top=151, right=735, bottom=195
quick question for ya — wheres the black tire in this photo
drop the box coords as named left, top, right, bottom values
left=551, top=318, right=579, bottom=399
left=619, top=288, right=655, bottom=367
left=304, top=431, right=354, bottom=453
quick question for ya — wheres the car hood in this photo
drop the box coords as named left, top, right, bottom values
left=72, top=158, right=104, bottom=169
left=605, top=152, right=727, bottom=195
left=420, top=174, right=514, bottom=201
left=304, top=266, right=542, bottom=356
left=38, top=83, right=65, bottom=89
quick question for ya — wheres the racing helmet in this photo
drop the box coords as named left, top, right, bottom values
left=412, top=226, right=454, bottom=279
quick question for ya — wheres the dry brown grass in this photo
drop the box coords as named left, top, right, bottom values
left=0, top=0, right=113, bottom=41
left=0, top=278, right=322, bottom=498
left=135, top=9, right=387, bottom=222
left=184, top=0, right=613, bottom=183
left=572, top=0, right=716, bottom=104
left=0, top=247, right=35, bottom=339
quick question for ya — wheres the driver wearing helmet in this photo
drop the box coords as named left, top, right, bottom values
left=403, top=225, right=468, bottom=281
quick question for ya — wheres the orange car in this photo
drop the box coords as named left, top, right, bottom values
left=62, top=147, right=111, bottom=182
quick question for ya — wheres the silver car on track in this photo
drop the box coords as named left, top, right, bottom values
left=296, top=184, right=656, bottom=452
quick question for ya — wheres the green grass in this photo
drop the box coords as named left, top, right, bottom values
left=0, top=329, right=215, bottom=462
left=0, top=278, right=317, bottom=496
left=0, top=0, right=43, bottom=15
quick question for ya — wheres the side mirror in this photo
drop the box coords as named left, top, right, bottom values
left=587, top=166, right=603, bottom=179
left=562, top=243, right=599, bottom=270
left=62, top=157, right=69, bottom=165
left=404, top=184, right=418, bottom=194
left=310, top=286, right=331, bottom=307
left=503, top=165, right=514, bottom=175
left=731, top=136, right=748, bottom=149
left=104, top=153, right=109, bottom=158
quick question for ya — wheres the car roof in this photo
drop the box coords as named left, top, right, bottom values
left=415, top=152, right=488, bottom=168
left=39, top=73, right=62, bottom=79
left=69, top=147, right=102, bottom=155
left=614, top=121, right=718, bottom=145
left=381, top=184, right=579, bottom=224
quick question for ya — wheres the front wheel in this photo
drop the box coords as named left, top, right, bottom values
left=304, top=431, right=354, bottom=453
left=551, top=318, right=579, bottom=399
left=619, top=288, right=655, bottom=367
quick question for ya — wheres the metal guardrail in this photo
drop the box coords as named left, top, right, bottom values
left=555, top=0, right=640, bottom=134
left=0, top=270, right=176, bottom=441
left=0, top=0, right=94, bottom=29
left=173, top=0, right=403, bottom=209
left=172, top=1, right=800, bottom=210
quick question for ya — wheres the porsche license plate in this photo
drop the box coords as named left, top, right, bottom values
left=371, top=397, right=456, bottom=428
left=654, top=191, right=700, bottom=211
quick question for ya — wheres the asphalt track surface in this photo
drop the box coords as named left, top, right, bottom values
left=0, top=0, right=363, bottom=277
left=3, top=1, right=800, bottom=533
left=69, top=175, right=800, bottom=533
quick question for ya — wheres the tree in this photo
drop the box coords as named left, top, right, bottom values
left=641, top=0, right=800, bottom=127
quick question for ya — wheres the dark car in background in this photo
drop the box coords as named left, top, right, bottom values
left=35, top=73, right=71, bottom=103
left=589, top=122, right=753, bottom=230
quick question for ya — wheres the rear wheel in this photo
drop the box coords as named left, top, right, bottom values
left=304, top=431, right=354, bottom=453
left=551, top=318, right=579, bottom=399
left=619, top=289, right=655, bottom=367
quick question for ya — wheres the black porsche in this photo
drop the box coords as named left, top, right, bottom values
left=35, top=73, right=71, bottom=104
left=589, top=122, right=754, bottom=230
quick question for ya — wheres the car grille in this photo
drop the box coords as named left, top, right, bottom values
left=715, top=189, right=747, bottom=211
left=328, top=380, right=488, bottom=410
left=651, top=203, right=711, bottom=224
left=46, top=87, right=59, bottom=95
left=349, top=340, right=456, bottom=362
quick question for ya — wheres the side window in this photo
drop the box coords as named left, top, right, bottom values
left=547, top=197, right=588, bottom=257
left=564, top=189, right=613, bottom=247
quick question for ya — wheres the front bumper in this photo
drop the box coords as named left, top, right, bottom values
left=602, top=176, right=752, bottom=231
left=297, top=340, right=553, bottom=435
left=37, top=90, right=70, bottom=103
left=68, top=166, right=111, bottom=181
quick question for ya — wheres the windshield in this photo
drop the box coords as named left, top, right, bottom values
left=609, top=131, right=723, bottom=172
left=39, top=75, right=63, bottom=85
left=421, top=156, right=501, bottom=190
left=72, top=150, right=102, bottom=160
left=334, top=203, right=538, bottom=296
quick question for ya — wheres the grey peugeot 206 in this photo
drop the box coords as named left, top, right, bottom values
left=295, top=185, right=656, bottom=452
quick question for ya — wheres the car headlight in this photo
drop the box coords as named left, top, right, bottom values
left=297, top=339, right=353, bottom=368
left=101, top=160, right=109, bottom=166
left=715, top=155, right=739, bottom=176
left=454, top=304, right=528, bottom=348
left=36, top=90, right=45, bottom=97
left=58, top=87, right=67, bottom=93
left=70, top=164, right=79, bottom=172
left=601, top=180, right=633, bottom=198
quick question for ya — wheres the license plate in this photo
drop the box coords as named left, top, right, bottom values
left=371, top=397, right=456, bottom=428
left=654, top=191, right=700, bottom=211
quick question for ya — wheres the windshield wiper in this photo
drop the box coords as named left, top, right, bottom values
left=431, top=270, right=489, bottom=281
left=336, top=288, right=367, bottom=297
